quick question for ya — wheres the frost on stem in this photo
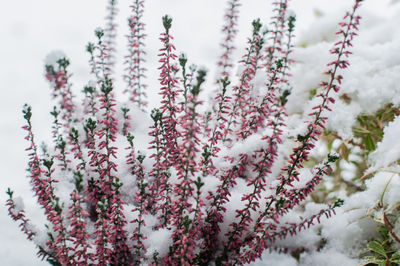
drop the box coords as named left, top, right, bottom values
left=7, top=0, right=364, bottom=265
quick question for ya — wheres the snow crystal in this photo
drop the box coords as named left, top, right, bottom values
left=325, top=99, right=361, bottom=139
left=299, top=248, right=358, bottom=266
left=13, top=196, right=25, bottom=214
left=369, top=115, right=400, bottom=170
left=44, top=50, right=66, bottom=67
left=250, top=252, right=298, bottom=266
left=87, top=80, right=97, bottom=88
left=144, top=227, right=173, bottom=259
left=32, top=229, right=50, bottom=249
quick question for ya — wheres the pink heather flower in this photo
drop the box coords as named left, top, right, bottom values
left=216, top=0, right=241, bottom=80
left=124, top=0, right=148, bottom=109
left=7, top=0, right=364, bottom=265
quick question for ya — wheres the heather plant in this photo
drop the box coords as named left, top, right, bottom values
left=297, top=107, right=400, bottom=265
left=6, top=0, right=365, bottom=265
left=300, top=70, right=400, bottom=263
left=306, top=104, right=400, bottom=204
left=360, top=175, right=400, bottom=265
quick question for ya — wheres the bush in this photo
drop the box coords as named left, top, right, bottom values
left=6, top=0, right=364, bottom=264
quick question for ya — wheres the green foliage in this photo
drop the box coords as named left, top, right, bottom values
left=368, top=240, right=387, bottom=257
left=86, top=42, right=95, bottom=53
left=361, top=238, right=400, bottom=265
left=126, top=133, right=135, bottom=147
left=311, top=104, right=400, bottom=203
left=353, top=104, right=400, bottom=153
left=280, top=89, right=291, bottom=106
left=94, top=28, right=104, bottom=39
left=84, top=117, right=97, bottom=132
left=192, top=69, right=207, bottom=96
left=57, top=58, right=70, bottom=69
left=178, top=53, right=187, bottom=68
left=360, top=175, right=400, bottom=265
left=252, top=18, right=262, bottom=35
left=288, top=15, right=296, bottom=32
left=73, top=171, right=84, bottom=193
left=6, top=188, right=13, bottom=198
left=42, top=158, right=54, bottom=172
left=22, top=104, right=32, bottom=121
left=100, top=76, right=113, bottom=95
left=194, top=176, right=204, bottom=191
left=150, top=108, right=162, bottom=123
left=162, top=15, right=172, bottom=32
left=220, top=76, right=230, bottom=95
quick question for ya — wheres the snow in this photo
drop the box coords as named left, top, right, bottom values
left=144, top=226, right=173, bottom=259
left=317, top=171, right=400, bottom=260
left=288, top=2, right=400, bottom=141
left=369, top=115, right=400, bottom=170
left=299, top=248, right=358, bottom=266
left=44, top=50, right=66, bottom=67
left=1, top=0, right=399, bottom=265
left=252, top=252, right=298, bottom=266
left=12, top=196, right=25, bottom=215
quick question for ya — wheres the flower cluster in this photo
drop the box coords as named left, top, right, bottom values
left=6, top=0, right=364, bottom=265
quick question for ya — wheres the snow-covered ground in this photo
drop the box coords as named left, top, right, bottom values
left=0, top=0, right=397, bottom=265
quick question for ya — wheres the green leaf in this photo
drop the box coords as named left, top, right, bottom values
left=361, top=256, right=385, bottom=266
left=380, top=175, right=393, bottom=205
left=368, top=241, right=387, bottom=257
left=365, top=134, right=376, bottom=151
left=280, top=89, right=291, bottom=106
left=327, top=140, right=333, bottom=152
left=391, top=258, right=400, bottom=265
left=162, top=15, right=172, bottom=31
left=6, top=188, right=13, bottom=198
left=391, top=253, right=400, bottom=260
left=377, top=225, right=389, bottom=239
left=178, top=53, right=187, bottom=67
left=378, top=261, right=387, bottom=266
